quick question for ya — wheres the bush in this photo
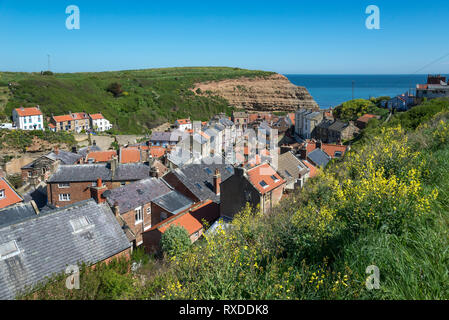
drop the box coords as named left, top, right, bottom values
left=160, top=225, right=191, bottom=256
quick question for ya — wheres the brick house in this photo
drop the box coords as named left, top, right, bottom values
left=356, top=114, right=379, bottom=129
left=46, top=160, right=151, bottom=207
left=220, top=163, right=285, bottom=218
left=162, top=157, right=234, bottom=222
left=50, top=112, right=90, bottom=133
left=232, top=111, right=248, bottom=132
left=104, top=177, right=187, bottom=246
left=277, top=151, right=310, bottom=191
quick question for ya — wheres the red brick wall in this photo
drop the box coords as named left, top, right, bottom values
left=47, top=181, right=114, bottom=207
left=120, top=202, right=153, bottom=245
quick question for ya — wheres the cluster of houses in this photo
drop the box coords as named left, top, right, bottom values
left=0, top=96, right=410, bottom=299
left=381, top=74, right=449, bottom=111
left=9, top=106, right=112, bottom=133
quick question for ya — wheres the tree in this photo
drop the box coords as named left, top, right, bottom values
left=160, top=225, right=191, bottom=256
left=107, top=82, right=123, bottom=97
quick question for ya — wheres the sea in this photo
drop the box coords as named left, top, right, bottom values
left=284, top=74, right=449, bottom=109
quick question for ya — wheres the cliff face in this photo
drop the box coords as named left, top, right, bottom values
left=192, top=74, right=319, bottom=112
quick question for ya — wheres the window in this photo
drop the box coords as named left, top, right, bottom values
left=271, top=175, right=279, bottom=182
left=334, top=151, right=342, bottom=157
left=135, top=207, right=143, bottom=224
left=146, top=206, right=151, bottom=215
left=91, top=181, right=97, bottom=187
left=0, top=240, right=21, bottom=261
left=59, top=194, right=71, bottom=201
left=0, top=189, right=5, bottom=199
left=58, top=183, right=70, bottom=188
left=204, top=167, right=213, bottom=175
left=28, top=171, right=32, bottom=178
left=195, top=183, right=203, bottom=190
left=161, top=212, right=168, bottom=220
left=70, top=216, right=93, bottom=234
left=121, top=182, right=126, bottom=186
left=284, top=170, right=292, bottom=178
left=259, top=180, right=268, bottom=188
left=194, top=231, right=199, bottom=238
left=225, top=166, right=233, bottom=174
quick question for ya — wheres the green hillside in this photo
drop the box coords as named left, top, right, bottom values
left=20, top=98, right=449, bottom=300
left=0, top=67, right=275, bottom=134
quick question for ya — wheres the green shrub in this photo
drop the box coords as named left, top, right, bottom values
left=161, top=225, right=191, bottom=257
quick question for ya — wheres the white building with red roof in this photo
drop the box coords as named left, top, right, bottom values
left=12, top=106, right=44, bottom=131
left=174, top=118, right=192, bottom=131
left=89, top=113, right=112, bottom=132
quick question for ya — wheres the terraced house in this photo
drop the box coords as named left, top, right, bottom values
left=46, top=159, right=151, bottom=207
left=49, top=111, right=90, bottom=133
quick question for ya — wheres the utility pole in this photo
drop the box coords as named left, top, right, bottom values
left=352, top=80, right=355, bottom=100
left=47, top=54, right=51, bottom=72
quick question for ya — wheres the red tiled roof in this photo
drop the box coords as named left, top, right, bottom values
left=89, top=113, right=104, bottom=120
left=303, top=160, right=318, bottom=178
left=158, top=212, right=202, bottom=235
left=120, top=148, right=141, bottom=164
left=53, top=112, right=88, bottom=123
left=86, top=150, right=117, bottom=163
left=417, top=84, right=428, bottom=89
left=357, top=114, right=377, bottom=124
left=14, top=107, right=42, bottom=117
left=303, top=140, right=347, bottom=158
left=247, top=163, right=285, bottom=194
left=149, top=146, right=166, bottom=158
left=176, top=119, right=191, bottom=125
left=0, top=177, right=23, bottom=209
left=48, top=123, right=55, bottom=128
left=53, top=115, right=73, bottom=123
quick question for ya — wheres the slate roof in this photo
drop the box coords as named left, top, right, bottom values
left=307, top=148, right=331, bottom=168
left=78, top=145, right=102, bottom=157
left=46, top=151, right=83, bottom=165
left=152, top=191, right=194, bottom=215
left=165, top=156, right=235, bottom=203
left=150, top=130, right=188, bottom=143
left=104, top=178, right=172, bottom=213
left=328, top=120, right=349, bottom=132
left=0, top=199, right=131, bottom=300
left=277, top=151, right=310, bottom=183
left=305, top=111, right=322, bottom=121
left=0, top=202, right=37, bottom=228
left=47, top=163, right=150, bottom=183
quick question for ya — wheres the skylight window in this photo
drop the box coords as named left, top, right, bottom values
left=204, top=167, right=213, bottom=175
left=0, top=240, right=20, bottom=261
left=259, top=180, right=269, bottom=188
left=195, top=183, right=203, bottom=190
left=225, top=166, right=233, bottom=174
left=284, top=170, right=292, bottom=178
left=70, top=216, right=93, bottom=234
left=271, top=175, right=279, bottom=182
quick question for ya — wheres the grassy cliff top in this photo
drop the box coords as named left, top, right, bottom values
left=0, top=67, right=275, bottom=134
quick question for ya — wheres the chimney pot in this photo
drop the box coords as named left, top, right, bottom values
left=213, top=168, right=221, bottom=195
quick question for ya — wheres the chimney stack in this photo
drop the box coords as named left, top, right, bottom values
left=91, top=177, right=107, bottom=204
left=316, top=141, right=322, bottom=149
left=110, top=156, right=118, bottom=177
left=298, top=144, right=307, bottom=160
left=54, top=146, right=59, bottom=155
left=213, top=168, right=221, bottom=196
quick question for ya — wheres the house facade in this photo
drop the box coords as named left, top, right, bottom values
left=12, top=106, right=44, bottom=131
left=89, top=113, right=112, bottom=132
left=220, top=163, right=285, bottom=218
left=46, top=161, right=151, bottom=207
left=50, top=112, right=90, bottom=133
left=0, top=177, right=23, bottom=210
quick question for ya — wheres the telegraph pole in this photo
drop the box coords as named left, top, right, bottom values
left=47, top=54, right=51, bottom=72
left=352, top=80, right=355, bottom=100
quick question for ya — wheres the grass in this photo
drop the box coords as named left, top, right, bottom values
left=20, top=98, right=449, bottom=300
left=0, top=67, right=275, bottom=134
left=0, top=129, right=76, bottom=152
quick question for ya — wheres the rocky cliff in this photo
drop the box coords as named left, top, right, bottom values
left=192, top=74, right=319, bottom=112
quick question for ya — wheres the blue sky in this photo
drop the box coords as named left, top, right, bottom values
left=0, top=0, right=448, bottom=74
